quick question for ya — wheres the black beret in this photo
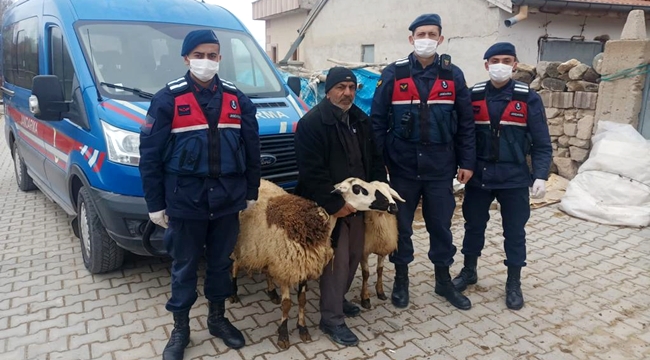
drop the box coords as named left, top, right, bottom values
left=409, top=14, right=442, bottom=32
left=181, top=30, right=220, bottom=57
left=483, top=42, right=517, bottom=60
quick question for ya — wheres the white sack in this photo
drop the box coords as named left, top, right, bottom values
left=559, top=121, right=650, bottom=227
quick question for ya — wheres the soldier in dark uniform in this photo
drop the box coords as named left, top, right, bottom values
left=295, top=67, right=387, bottom=346
left=370, top=14, right=476, bottom=311
left=139, top=30, right=261, bottom=360
left=452, top=42, right=552, bottom=310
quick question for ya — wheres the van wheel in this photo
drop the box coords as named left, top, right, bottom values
left=13, top=142, right=37, bottom=192
left=77, top=186, right=125, bottom=273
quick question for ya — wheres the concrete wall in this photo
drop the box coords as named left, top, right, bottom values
left=496, top=11, right=650, bottom=67
left=266, top=11, right=307, bottom=63
left=261, top=0, right=643, bottom=86
left=300, top=0, right=500, bottom=85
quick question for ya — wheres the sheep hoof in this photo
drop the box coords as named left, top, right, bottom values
left=361, top=299, right=372, bottom=309
left=229, top=295, right=240, bottom=304
left=377, top=292, right=388, bottom=301
left=298, top=325, right=311, bottom=342
left=277, top=320, right=290, bottom=349
left=267, top=290, right=281, bottom=305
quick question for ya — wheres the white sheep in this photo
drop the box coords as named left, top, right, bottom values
left=359, top=209, right=399, bottom=309
left=230, top=177, right=403, bottom=349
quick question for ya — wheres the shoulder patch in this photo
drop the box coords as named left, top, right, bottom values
left=167, top=77, right=188, bottom=93
left=221, top=79, right=238, bottom=93
left=471, top=81, right=488, bottom=92
left=395, top=57, right=410, bottom=67
left=513, top=81, right=529, bottom=94
left=376, top=79, right=383, bottom=88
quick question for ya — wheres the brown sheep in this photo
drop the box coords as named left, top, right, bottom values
left=230, top=178, right=403, bottom=349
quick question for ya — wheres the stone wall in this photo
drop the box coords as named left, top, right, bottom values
left=513, top=58, right=601, bottom=180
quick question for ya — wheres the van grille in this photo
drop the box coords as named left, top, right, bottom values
left=260, top=133, right=298, bottom=189
left=255, top=101, right=288, bottom=108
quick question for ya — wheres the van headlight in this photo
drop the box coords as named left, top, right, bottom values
left=101, top=121, right=140, bottom=166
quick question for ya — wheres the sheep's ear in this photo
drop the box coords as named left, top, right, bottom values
left=332, top=179, right=354, bottom=194
left=389, top=187, right=406, bottom=202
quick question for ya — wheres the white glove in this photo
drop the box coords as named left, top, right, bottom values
left=149, top=209, right=169, bottom=228
left=530, top=179, right=546, bottom=199
left=245, top=200, right=256, bottom=210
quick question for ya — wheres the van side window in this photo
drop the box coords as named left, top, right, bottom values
left=5, top=17, right=39, bottom=89
left=2, top=23, right=16, bottom=85
left=50, top=27, right=74, bottom=101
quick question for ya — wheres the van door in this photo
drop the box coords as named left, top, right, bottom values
left=2, top=17, right=49, bottom=186
left=43, top=24, right=91, bottom=209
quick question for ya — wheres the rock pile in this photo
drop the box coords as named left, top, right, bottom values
left=513, top=58, right=602, bottom=93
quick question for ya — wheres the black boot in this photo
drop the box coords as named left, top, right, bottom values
left=391, top=264, right=409, bottom=308
left=208, top=301, right=245, bottom=349
left=506, top=266, right=524, bottom=310
left=162, top=311, right=190, bottom=360
left=452, top=256, right=478, bottom=292
left=434, top=266, right=472, bottom=310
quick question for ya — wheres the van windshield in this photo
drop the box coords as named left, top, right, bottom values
left=76, top=22, right=285, bottom=100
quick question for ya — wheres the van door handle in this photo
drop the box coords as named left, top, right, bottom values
left=1, top=86, right=14, bottom=96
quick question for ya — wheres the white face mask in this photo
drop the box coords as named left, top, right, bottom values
left=189, top=59, right=220, bottom=82
left=488, top=63, right=514, bottom=83
left=413, top=38, right=438, bottom=58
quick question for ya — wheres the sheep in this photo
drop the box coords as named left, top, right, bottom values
left=359, top=210, right=399, bottom=309
left=229, top=177, right=404, bottom=349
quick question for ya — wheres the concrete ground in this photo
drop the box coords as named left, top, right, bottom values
left=1, top=116, right=649, bottom=360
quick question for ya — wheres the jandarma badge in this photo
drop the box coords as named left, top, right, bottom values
left=230, top=100, right=238, bottom=110
left=177, top=105, right=191, bottom=116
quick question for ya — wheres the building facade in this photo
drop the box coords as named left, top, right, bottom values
left=252, top=0, right=650, bottom=86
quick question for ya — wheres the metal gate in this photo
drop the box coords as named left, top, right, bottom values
left=640, top=72, right=650, bottom=139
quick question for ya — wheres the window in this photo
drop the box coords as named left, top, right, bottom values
left=361, top=44, right=375, bottom=63
left=292, top=49, right=298, bottom=61
left=50, top=27, right=75, bottom=101
left=2, top=23, right=15, bottom=85
left=8, top=17, right=39, bottom=89
left=231, top=37, right=266, bottom=88
left=270, top=45, right=278, bottom=64
left=76, top=22, right=283, bottom=99
left=538, top=38, right=603, bottom=65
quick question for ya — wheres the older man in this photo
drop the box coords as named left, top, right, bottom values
left=294, top=67, right=387, bottom=346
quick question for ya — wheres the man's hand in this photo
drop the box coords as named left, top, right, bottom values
left=149, top=209, right=169, bottom=229
left=245, top=200, right=257, bottom=210
left=530, top=179, right=546, bottom=199
left=332, top=203, right=357, bottom=218
left=457, top=169, right=474, bottom=184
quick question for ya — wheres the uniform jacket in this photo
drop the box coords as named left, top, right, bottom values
left=467, top=79, right=552, bottom=190
left=371, top=52, right=476, bottom=182
left=139, top=72, right=261, bottom=220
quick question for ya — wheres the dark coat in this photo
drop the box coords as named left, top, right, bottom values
left=294, top=99, right=388, bottom=215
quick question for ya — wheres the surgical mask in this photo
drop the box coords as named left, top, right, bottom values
left=413, top=39, right=438, bottom=58
left=488, top=63, right=514, bottom=83
left=189, top=59, right=219, bottom=82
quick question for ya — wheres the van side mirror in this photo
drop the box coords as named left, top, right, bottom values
left=30, top=75, right=69, bottom=121
left=287, top=76, right=301, bottom=97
